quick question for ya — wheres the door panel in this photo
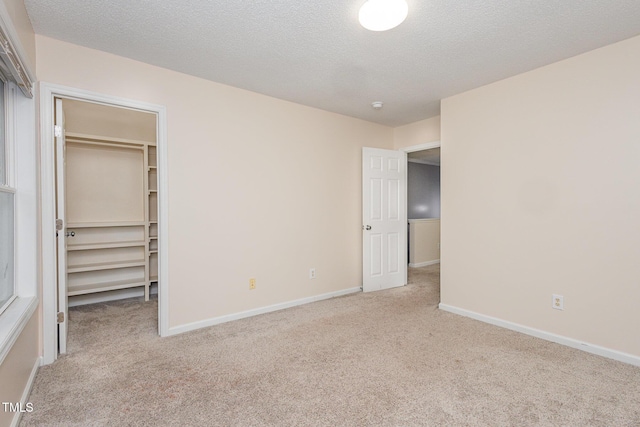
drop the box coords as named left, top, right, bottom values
left=369, top=233, right=383, bottom=277
left=370, top=178, right=382, bottom=220
left=388, top=233, right=400, bottom=274
left=388, top=179, right=400, bottom=220
left=362, top=147, right=407, bottom=292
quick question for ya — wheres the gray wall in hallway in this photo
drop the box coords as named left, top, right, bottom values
left=408, top=162, right=440, bottom=219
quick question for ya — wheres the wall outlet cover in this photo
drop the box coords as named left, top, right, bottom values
left=552, top=294, right=564, bottom=310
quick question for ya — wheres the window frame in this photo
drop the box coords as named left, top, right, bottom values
left=0, top=78, right=37, bottom=366
left=0, top=75, right=15, bottom=316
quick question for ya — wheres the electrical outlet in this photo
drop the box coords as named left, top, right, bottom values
left=309, top=268, right=316, bottom=279
left=249, top=278, right=256, bottom=290
left=552, top=294, right=564, bottom=310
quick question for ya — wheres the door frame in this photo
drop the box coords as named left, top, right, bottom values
left=40, top=82, right=170, bottom=364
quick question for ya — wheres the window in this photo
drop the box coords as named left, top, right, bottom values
left=0, top=191, right=13, bottom=313
left=0, top=7, right=37, bottom=366
left=0, top=77, right=14, bottom=315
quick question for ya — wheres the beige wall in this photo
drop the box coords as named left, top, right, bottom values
left=394, top=116, right=440, bottom=150
left=0, top=313, right=39, bottom=427
left=409, top=219, right=440, bottom=266
left=1, top=0, right=36, bottom=71
left=441, top=35, right=640, bottom=356
left=62, top=99, right=157, bottom=143
left=36, top=35, right=394, bottom=327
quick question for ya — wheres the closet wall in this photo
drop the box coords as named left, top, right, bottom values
left=62, top=99, right=158, bottom=304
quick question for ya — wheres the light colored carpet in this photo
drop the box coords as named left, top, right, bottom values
left=22, top=265, right=640, bottom=426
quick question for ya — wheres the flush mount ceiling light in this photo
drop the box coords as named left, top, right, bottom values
left=359, top=0, right=408, bottom=31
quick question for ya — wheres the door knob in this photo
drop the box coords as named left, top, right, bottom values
left=363, top=225, right=372, bottom=230
left=65, top=231, right=75, bottom=237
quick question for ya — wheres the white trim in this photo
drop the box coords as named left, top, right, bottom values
left=439, top=303, right=640, bottom=367
left=0, top=296, right=36, bottom=365
left=401, top=141, right=441, bottom=154
left=166, top=287, right=361, bottom=336
left=9, top=355, right=41, bottom=427
left=409, top=260, right=440, bottom=268
left=156, top=101, right=169, bottom=338
left=39, top=82, right=169, bottom=365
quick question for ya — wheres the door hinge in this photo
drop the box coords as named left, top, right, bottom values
left=56, top=218, right=63, bottom=231
left=57, top=312, right=65, bottom=323
left=54, top=125, right=63, bottom=138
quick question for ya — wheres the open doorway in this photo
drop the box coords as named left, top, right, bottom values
left=407, top=147, right=440, bottom=267
left=403, top=142, right=441, bottom=297
left=40, top=84, right=169, bottom=364
left=55, top=98, right=159, bottom=353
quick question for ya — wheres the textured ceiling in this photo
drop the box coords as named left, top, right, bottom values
left=25, top=0, right=640, bottom=126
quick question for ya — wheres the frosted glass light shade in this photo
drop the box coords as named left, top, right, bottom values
left=359, top=0, right=408, bottom=31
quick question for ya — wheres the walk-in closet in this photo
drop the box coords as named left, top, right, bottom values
left=58, top=99, right=159, bottom=307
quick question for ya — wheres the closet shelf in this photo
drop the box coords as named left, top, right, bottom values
left=64, top=130, right=158, bottom=303
left=67, top=240, right=146, bottom=251
left=150, top=276, right=158, bottom=282
left=68, top=280, right=147, bottom=296
left=67, top=221, right=146, bottom=228
left=68, top=259, right=146, bottom=273
left=66, top=132, right=148, bottom=147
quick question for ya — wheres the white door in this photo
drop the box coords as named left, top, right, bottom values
left=362, top=147, right=407, bottom=292
left=55, top=98, right=68, bottom=354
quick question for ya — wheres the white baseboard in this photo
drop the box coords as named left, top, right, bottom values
left=69, top=284, right=158, bottom=307
left=167, top=287, right=361, bottom=336
left=10, top=356, right=41, bottom=427
left=438, top=304, right=640, bottom=367
left=409, top=260, right=440, bottom=268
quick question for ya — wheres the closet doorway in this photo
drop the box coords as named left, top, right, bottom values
left=56, top=98, right=159, bottom=353
left=41, top=84, right=168, bottom=364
